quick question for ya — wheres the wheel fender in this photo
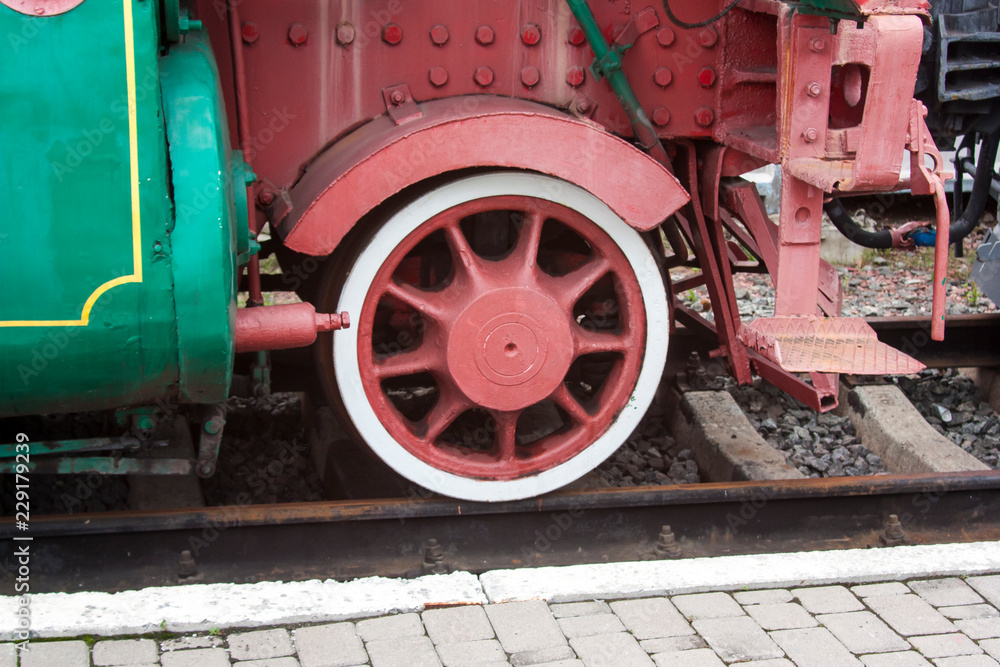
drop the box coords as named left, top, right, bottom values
left=275, top=96, right=690, bottom=256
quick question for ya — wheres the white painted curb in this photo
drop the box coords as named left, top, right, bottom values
left=481, top=541, right=1000, bottom=603
left=3, top=541, right=999, bottom=639
left=0, top=572, right=486, bottom=640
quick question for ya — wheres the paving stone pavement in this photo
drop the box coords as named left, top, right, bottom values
left=7, top=577, right=1000, bottom=666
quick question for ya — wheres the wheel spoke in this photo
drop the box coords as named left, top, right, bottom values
left=373, top=344, right=442, bottom=379
left=573, top=325, right=628, bottom=359
left=493, top=409, right=521, bottom=462
left=572, top=324, right=628, bottom=357
left=507, top=208, right=545, bottom=270
left=444, top=223, right=486, bottom=286
left=544, top=255, right=612, bottom=310
left=423, top=388, right=471, bottom=443
left=550, top=384, right=593, bottom=426
left=384, top=281, right=447, bottom=322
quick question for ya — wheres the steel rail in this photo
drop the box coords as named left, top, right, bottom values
left=4, top=471, right=1000, bottom=593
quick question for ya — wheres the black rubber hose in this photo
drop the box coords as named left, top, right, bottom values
left=824, top=198, right=894, bottom=249
left=824, top=129, right=1000, bottom=249
left=949, top=128, right=1000, bottom=243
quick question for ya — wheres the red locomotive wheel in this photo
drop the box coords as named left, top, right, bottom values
left=325, top=173, right=668, bottom=501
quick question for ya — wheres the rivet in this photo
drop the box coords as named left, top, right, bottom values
left=656, top=27, right=675, bottom=47
left=807, top=81, right=822, bottom=97
left=694, top=107, right=715, bottom=127
left=390, top=90, right=405, bottom=105
left=809, top=37, right=826, bottom=52
left=698, top=67, right=717, bottom=87
left=241, top=22, right=259, bottom=44
left=699, top=27, right=718, bottom=47
left=520, top=66, right=540, bottom=88
left=795, top=206, right=811, bottom=223
left=258, top=190, right=275, bottom=206
left=802, top=127, right=819, bottom=143
left=288, top=23, right=308, bottom=46
left=430, top=24, right=449, bottom=45
left=475, top=24, right=495, bottom=45
left=568, top=26, right=585, bottom=45
left=336, top=22, right=355, bottom=45
left=652, top=107, right=671, bottom=126
left=521, top=23, right=541, bottom=45
left=383, top=23, right=403, bottom=45
left=576, top=97, right=593, bottom=114
left=566, top=66, right=586, bottom=87
left=474, top=66, right=494, bottom=87
left=654, top=67, right=673, bottom=87
left=429, top=66, right=449, bottom=87
left=153, top=241, right=163, bottom=253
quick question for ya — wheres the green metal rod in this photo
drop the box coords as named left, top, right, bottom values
left=0, top=456, right=193, bottom=475
left=565, top=0, right=671, bottom=168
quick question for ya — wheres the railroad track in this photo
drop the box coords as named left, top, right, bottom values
left=3, top=314, right=999, bottom=595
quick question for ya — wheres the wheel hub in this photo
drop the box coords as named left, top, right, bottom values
left=450, top=288, right=573, bottom=411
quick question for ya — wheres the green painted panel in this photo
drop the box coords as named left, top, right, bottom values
left=0, top=0, right=180, bottom=417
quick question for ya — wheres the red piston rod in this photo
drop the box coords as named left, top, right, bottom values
left=235, top=303, right=350, bottom=353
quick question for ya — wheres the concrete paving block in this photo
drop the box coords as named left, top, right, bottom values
left=818, top=611, right=911, bottom=654
left=436, top=639, right=507, bottom=666
left=92, top=638, right=159, bottom=665
left=673, top=592, right=745, bottom=620
left=853, top=583, right=913, bottom=597
left=235, top=659, right=301, bottom=667
left=639, top=636, right=708, bottom=654
left=940, top=605, right=1000, bottom=620
left=910, top=580, right=985, bottom=607
left=485, top=601, right=566, bottom=654
left=794, top=586, right=866, bottom=614
left=569, top=633, right=653, bottom=667
left=746, top=603, right=818, bottom=630
left=0, top=644, right=14, bottom=667
left=509, top=645, right=576, bottom=666
left=738, top=661, right=796, bottom=667
left=531, top=661, right=582, bottom=667
left=665, top=389, right=805, bottom=481
left=693, top=616, right=784, bottom=662
left=20, top=640, right=90, bottom=667
left=955, top=618, right=1000, bottom=639
left=931, top=657, right=1000, bottom=666
left=981, top=639, right=1000, bottom=661
left=970, top=576, right=1000, bottom=608
left=556, top=613, right=625, bottom=638
left=843, top=385, right=989, bottom=473
left=160, top=648, right=232, bottom=667
left=865, top=594, right=957, bottom=636
left=356, top=612, right=424, bottom=642
left=160, top=635, right=225, bottom=651
left=549, top=602, right=610, bottom=618
left=366, top=635, right=441, bottom=667
left=909, top=633, right=983, bottom=658
left=610, top=597, right=694, bottom=639
left=293, top=622, right=368, bottom=667
left=735, top=590, right=794, bottom=606
left=228, top=629, right=295, bottom=660
left=422, top=606, right=494, bottom=645
left=770, top=627, right=862, bottom=666
left=860, top=651, right=932, bottom=666
left=651, top=648, right=725, bottom=667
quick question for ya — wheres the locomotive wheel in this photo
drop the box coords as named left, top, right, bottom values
left=323, top=172, right=668, bottom=501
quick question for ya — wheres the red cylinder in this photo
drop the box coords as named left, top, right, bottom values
left=235, top=303, right=349, bottom=353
